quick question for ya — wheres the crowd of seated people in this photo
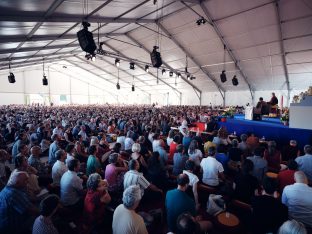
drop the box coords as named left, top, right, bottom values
left=0, top=104, right=311, bottom=234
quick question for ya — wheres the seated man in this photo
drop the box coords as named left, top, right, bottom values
left=295, top=145, right=312, bottom=183
left=282, top=171, right=312, bottom=228
left=60, top=159, right=84, bottom=211
left=247, top=147, right=268, bottom=182
left=166, top=174, right=212, bottom=233
left=112, top=185, right=148, bottom=234
left=255, top=97, right=268, bottom=115
left=251, top=176, right=288, bottom=234
left=0, top=171, right=39, bottom=233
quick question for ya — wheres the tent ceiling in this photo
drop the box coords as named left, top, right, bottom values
left=0, top=0, right=311, bottom=98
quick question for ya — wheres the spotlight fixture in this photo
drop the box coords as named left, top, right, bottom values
left=187, top=73, right=191, bottom=80
left=177, top=73, right=181, bottom=79
left=185, top=67, right=188, bottom=73
left=42, top=75, right=48, bottom=86
left=8, top=72, right=15, bottom=83
left=150, top=46, right=162, bottom=68
left=91, top=54, right=96, bottom=61
left=132, top=84, right=135, bottom=92
left=116, top=82, right=120, bottom=90
left=220, top=70, right=227, bottom=83
left=196, top=17, right=207, bottom=26
left=232, top=75, right=239, bottom=86
left=85, top=53, right=96, bottom=61
left=8, top=61, right=15, bottom=83
left=129, top=62, right=135, bottom=70
left=190, top=76, right=196, bottom=80
left=145, top=65, right=149, bottom=73
left=62, top=66, right=67, bottom=69
left=162, top=69, right=166, bottom=75
left=169, top=71, right=173, bottom=77
left=77, top=21, right=97, bottom=55
left=115, top=58, right=120, bottom=67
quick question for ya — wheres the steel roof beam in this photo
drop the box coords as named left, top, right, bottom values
left=199, top=2, right=254, bottom=100
left=126, top=34, right=202, bottom=94
left=156, top=21, right=225, bottom=100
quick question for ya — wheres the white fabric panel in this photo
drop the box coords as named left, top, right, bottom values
left=49, top=71, right=70, bottom=95
left=225, top=91, right=252, bottom=106
left=0, top=93, right=24, bottom=105
left=0, top=70, right=24, bottom=93
left=201, top=92, right=224, bottom=106
left=71, top=95, right=89, bottom=104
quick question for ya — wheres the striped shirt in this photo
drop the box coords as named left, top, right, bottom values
left=32, top=215, right=58, bottom=234
left=123, top=170, right=150, bottom=196
left=0, top=186, right=32, bottom=233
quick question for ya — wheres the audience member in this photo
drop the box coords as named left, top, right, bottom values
left=52, top=149, right=68, bottom=186
left=278, top=160, right=298, bottom=192
left=295, top=145, right=312, bottom=183
left=173, top=144, right=188, bottom=176
left=247, top=147, right=268, bottom=182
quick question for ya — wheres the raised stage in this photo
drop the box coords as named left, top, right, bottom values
left=218, top=115, right=312, bottom=149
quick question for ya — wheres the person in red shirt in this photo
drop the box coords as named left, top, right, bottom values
left=169, top=135, right=181, bottom=162
left=277, top=160, right=298, bottom=192
left=264, top=141, right=282, bottom=172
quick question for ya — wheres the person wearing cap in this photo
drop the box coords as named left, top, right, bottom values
left=32, top=195, right=60, bottom=234
left=112, top=185, right=148, bottom=234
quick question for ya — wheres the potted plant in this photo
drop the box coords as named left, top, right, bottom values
left=280, top=112, right=289, bottom=126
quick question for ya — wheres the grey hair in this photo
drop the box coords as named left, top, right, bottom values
left=109, top=153, right=119, bottom=164
left=132, top=143, right=141, bottom=153
left=278, top=220, right=307, bottom=234
left=7, top=170, right=29, bottom=186
left=294, top=171, right=308, bottom=184
left=122, top=185, right=142, bottom=209
left=86, top=173, right=101, bottom=191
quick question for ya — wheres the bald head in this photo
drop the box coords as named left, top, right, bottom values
left=294, top=171, right=308, bottom=184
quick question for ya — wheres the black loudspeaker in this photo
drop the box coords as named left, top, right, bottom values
left=8, top=73, right=15, bottom=83
left=232, top=75, right=238, bottom=86
left=220, top=70, right=227, bottom=83
left=150, top=47, right=162, bottom=68
left=42, top=76, right=48, bottom=86
left=77, top=28, right=96, bottom=54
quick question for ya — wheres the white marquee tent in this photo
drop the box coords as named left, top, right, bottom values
left=0, top=0, right=311, bottom=106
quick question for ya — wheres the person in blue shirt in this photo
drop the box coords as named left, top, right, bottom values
left=215, top=144, right=229, bottom=172
left=165, top=174, right=212, bottom=233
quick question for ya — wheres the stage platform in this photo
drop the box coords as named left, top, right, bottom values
left=218, top=115, right=312, bottom=149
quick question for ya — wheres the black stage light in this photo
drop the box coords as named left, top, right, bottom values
left=129, top=62, right=135, bottom=70
left=77, top=22, right=97, bottom=55
left=132, top=84, right=135, bottom=92
left=42, top=75, right=48, bottom=86
left=162, top=69, right=166, bottom=75
left=116, top=82, right=120, bottom=90
left=232, top=75, right=238, bottom=86
left=169, top=71, right=173, bottom=77
left=115, top=58, right=120, bottom=67
left=145, top=65, right=149, bottom=72
left=177, top=73, right=181, bottom=79
left=220, top=70, right=227, bottom=83
left=150, top=46, right=162, bottom=68
left=8, top=72, right=15, bottom=83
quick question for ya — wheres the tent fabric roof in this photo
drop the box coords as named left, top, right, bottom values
left=0, top=0, right=311, bottom=97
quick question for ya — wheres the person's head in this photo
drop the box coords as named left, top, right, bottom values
left=18, top=143, right=28, bottom=155
left=173, top=134, right=181, bottom=144
left=90, top=137, right=99, bottom=146
left=177, top=173, right=190, bottom=191
left=129, top=159, right=139, bottom=171
left=168, top=130, right=175, bottom=139
left=86, top=173, right=102, bottom=191
left=55, top=149, right=66, bottom=161
left=7, top=170, right=29, bottom=188
left=277, top=220, right=307, bottom=234
left=176, top=213, right=198, bottom=234
left=208, top=146, right=216, bottom=156
left=240, top=134, right=248, bottom=142
left=287, top=160, right=298, bottom=171
left=112, top=142, right=121, bottom=153
left=176, top=144, right=184, bottom=154
left=262, top=176, right=277, bottom=195
left=88, top=145, right=97, bottom=155
left=290, top=140, right=297, bottom=147
left=259, top=97, right=263, bottom=101
left=30, top=146, right=41, bottom=157
left=65, top=143, right=75, bottom=154
left=232, top=139, right=238, bottom=148
left=138, top=136, right=145, bottom=144
left=304, top=145, right=312, bottom=155
left=217, top=144, right=226, bottom=154
left=242, top=159, right=254, bottom=175
left=132, top=143, right=141, bottom=153
left=122, top=185, right=142, bottom=210
left=272, top=92, right=275, bottom=97
left=185, top=160, right=195, bottom=172
left=294, top=171, right=308, bottom=184
left=254, top=147, right=264, bottom=157
left=188, top=140, right=198, bottom=154
left=40, top=195, right=59, bottom=217
left=51, top=133, right=59, bottom=142
left=15, top=155, right=28, bottom=170
left=67, top=159, right=80, bottom=172
left=268, top=141, right=277, bottom=154
left=108, top=153, right=119, bottom=164
left=0, top=149, right=9, bottom=162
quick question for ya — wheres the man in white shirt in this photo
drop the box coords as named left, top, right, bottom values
left=124, top=159, right=162, bottom=197
left=52, top=149, right=68, bottom=186
left=200, top=147, right=224, bottom=186
left=124, top=131, right=134, bottom=153
left=112, top=185, right=148, bottom=234
left=52, top=123, right=63, bottom=137
left=282, top=171, right=312, bottom=228
left=60, top=159, right=84, bottom=211
left=295, top=145, right=312, bottom=183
